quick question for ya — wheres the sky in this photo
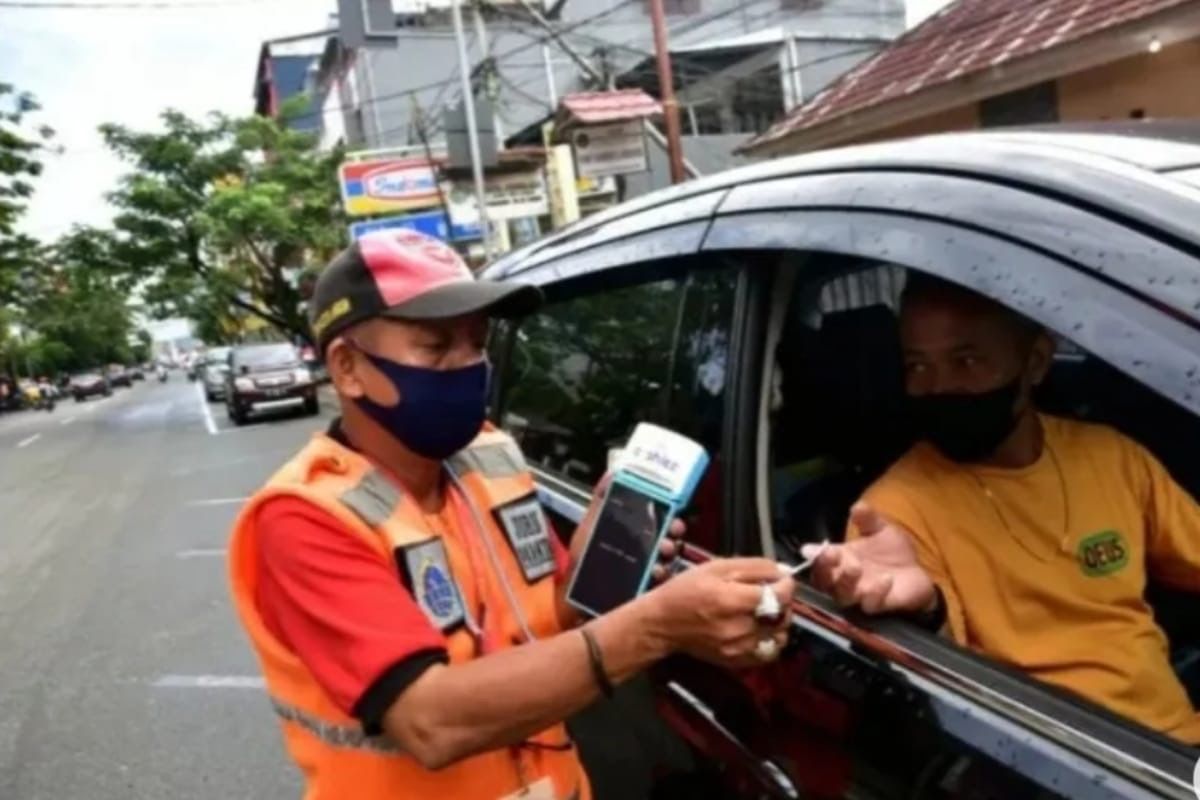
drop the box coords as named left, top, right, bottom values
left=2, top=0, right=954, bottom=243
left=906, top=0, right=953, bottom=28
left=1, top=0, right=334, bottom=241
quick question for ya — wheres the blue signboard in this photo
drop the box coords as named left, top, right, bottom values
left=349, top=210, right=481, bottom=243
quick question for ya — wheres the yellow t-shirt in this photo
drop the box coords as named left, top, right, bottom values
left=856, top=414, right=1200, bottom=744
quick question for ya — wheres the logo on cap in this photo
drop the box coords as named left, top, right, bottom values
left=312, top=297, right=352, bottom=339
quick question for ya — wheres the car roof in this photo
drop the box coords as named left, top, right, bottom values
left=482, top=122, right=1200, bottom=283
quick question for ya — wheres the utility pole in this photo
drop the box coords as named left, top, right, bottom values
left=648, top=0, right=686, bottom=184
left=471, top=1, right=504, bottom=141
left=541, top=44, right=558, bottom=108
left=449, top=0, right=494, bottom=260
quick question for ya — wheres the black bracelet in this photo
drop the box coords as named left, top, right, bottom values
left=580, top=627, right=615, bottom=699
left=912, top=586, right=948, bottom=632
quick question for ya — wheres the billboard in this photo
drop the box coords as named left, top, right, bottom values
left=348, top=210, right=482, bottom=243
left=339, top=157, right=442, bottom=217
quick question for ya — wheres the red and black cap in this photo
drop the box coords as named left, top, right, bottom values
left=308, top=230, right=542, bottom=353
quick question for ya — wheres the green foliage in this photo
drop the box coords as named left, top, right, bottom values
left=102, top=100, right=346, bottom=343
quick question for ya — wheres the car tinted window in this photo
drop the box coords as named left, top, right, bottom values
left=498, top=266, right=738, bottom=488
left=235, top=345, right=298, bottom=368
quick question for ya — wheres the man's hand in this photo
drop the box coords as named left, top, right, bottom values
left=802, top=502, right=936, bottom=614
left=641, top=558, right=795, bottom=669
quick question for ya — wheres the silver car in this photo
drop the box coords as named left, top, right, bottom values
left=201, top=347, right=232, bottom=401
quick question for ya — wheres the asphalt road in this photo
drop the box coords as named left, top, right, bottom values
left=0, top=376, right=338, bottom=799
left=0, top=376, right=697, bottom=800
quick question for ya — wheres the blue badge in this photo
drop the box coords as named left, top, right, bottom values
left=401, top=539, right=465, bottom=631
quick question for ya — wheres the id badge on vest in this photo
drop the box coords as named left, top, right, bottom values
left=494, top=494, right=557, bottom=583
left=498, top=777, right=556, bottom=800
left=398, top=538, right=467, bottom=632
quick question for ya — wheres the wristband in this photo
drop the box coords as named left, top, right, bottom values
left=912, top=586, right=947, bottom=632
left=580, top=627, right=615, bottom=699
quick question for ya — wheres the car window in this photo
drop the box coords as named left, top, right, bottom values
left=234, top=344, right=299, bottom=369
left=206, top=348, right=231, bottom=365
left=763, top=257, right=1200, bottom=787
left=496, top=265, right=738, bottom=495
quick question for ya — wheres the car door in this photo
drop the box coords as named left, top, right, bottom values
left=670, top=165, right=1200, bottom=800
left=487, top=252, right=760, bottom=799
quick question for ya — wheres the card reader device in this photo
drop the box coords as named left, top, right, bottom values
left=566, top=423, right=709, bottom=618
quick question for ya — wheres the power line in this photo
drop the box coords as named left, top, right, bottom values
left=0, top=0, right=275, bottom=7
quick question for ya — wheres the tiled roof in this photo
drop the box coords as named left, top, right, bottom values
left=558, top=89, right=663, bottom=126
left=751, top=0, right=1193, bottom=149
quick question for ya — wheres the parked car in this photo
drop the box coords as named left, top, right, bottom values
left=225, top=342, right=318, bottom=426
left=201, top=346, right=232, bottom=401
left=481, top=124, right=1200, bottom=800
left=71, top=372, right=111, bottom=402
left=128, top=365, right=145, bottom=381
left=106, top=364, right=132, bottom=388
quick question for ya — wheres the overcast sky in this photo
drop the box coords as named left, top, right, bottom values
left=1, top=0, right=334, bottom=241
left=3, top=0, right=954, bottom=243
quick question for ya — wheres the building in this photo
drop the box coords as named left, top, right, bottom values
left=743, top=0, right=1200, bottom=157
left=253, top=33, right=329, bottom=134
left=315, top=0, right=905, bottom=182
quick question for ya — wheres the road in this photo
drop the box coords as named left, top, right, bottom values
left=0, top=376, right=338, bottom=799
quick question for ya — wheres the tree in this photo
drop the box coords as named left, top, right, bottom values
left=101, top=101, right=345, bottom=343
left=0, top=84, right=54, bottom=377
left=14, top=227, right=142, bottom=374
left=0, top=84, right=53, bottom=298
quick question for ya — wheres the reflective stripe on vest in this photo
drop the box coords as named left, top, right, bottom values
left=270, top=697, right=401, bottom=755
left=338, top=469, right=401, bottom=529
left=448, top=441, right=525, bottom=480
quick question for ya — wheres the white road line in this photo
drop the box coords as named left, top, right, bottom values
left=195, top=382, right=218, bottom=435
left=184, top=497, right=249, bottom=507
left=60, top=416, right=76, bottom=426
left=152, top=675, right=265, bottom=690
left=16, top=434, right=40, bottom=448
left=176, top=548, right=227, bottom=559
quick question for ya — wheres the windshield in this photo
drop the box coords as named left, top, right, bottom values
left=235, top=344, right=299, bottom=369
left=206, top=347, right=232, bottom=365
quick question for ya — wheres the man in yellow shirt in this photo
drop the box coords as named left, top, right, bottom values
left=805, top=274, right=1200, bottom=745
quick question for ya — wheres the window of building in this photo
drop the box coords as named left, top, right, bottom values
left=979, top=81, right=1059, bottom=127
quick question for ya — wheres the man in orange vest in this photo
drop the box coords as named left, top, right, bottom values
left=229, top=230, right=795, bottom=800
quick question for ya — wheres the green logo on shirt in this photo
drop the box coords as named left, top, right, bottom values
left=1077, top=530, right=1130, bottom=577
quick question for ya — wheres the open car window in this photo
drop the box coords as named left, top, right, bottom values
left=759, top=256, right=1200, bottom=797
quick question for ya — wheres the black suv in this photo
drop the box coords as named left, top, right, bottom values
left=482, top=125, right=1200, bottom=800
left=225, top=343, right=319, bottom=426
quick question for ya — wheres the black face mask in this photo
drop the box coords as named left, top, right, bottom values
left=909, top=378, right=1022, bottom=463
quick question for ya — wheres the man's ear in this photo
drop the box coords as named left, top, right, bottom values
left=326, top=339, right=365, bottom=399
left=1027, top=331, right=1056, bottom=386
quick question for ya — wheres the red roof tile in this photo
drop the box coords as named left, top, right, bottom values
left=751, top=0, right=1193, bottom=149
left=559, top=89, right=663, bottom=125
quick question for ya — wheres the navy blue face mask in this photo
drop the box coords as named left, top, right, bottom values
left=353, top=349, right=489, bottom=461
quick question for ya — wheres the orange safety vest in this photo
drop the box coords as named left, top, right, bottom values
left=228, top=425, right=589, bottom=800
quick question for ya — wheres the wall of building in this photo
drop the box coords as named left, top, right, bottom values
left=1057, top=38, right=1200, bottom=121
left=848, top=102, right=980, bottom=145
left=336, top=0, right=904, bottom=153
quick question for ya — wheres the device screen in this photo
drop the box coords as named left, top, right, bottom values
left=569, top=482, right=670, bottom=616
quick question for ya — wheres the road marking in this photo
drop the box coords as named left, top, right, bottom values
left=152, top=674, right=265, bottom=690
left=176, top=548, right=227, bottom=559
left=184, top=497, right=249, bottom=507
left=60, top=416, right=76, bottom=426
left=195, top=382, right=218, bottom=435
left=16, top=434, right=40, bottom=448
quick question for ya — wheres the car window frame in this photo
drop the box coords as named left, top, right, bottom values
left=702, top=209, right=1200, bottom=797
left=488, top=255, right=755, bottom=539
